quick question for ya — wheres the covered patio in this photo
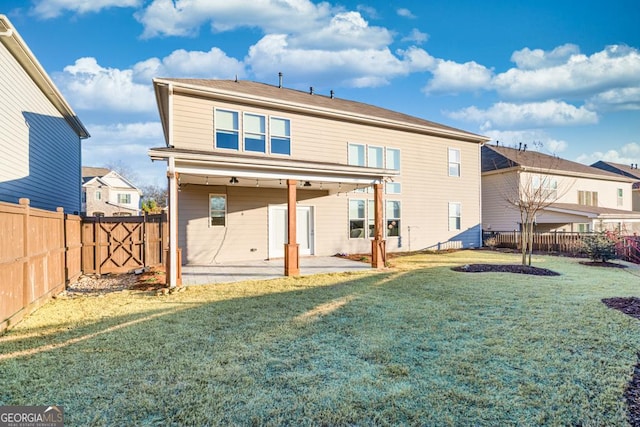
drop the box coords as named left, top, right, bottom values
left=181, top=256, right=373, bottom=286
left=149, top=148, right=399, bottom=287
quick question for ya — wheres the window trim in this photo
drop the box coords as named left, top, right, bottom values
left=348, top=199, right=367, bottom=239
left=269, top=115, right=291, bottom=156
left=385, top=199, right=401, bottom=238
left=117, top=193, right=131, bottom=204
left=243, top=112, right=266, bottom=153
left=385, top=147, right=401, bottom=171
left=214, top=108, right=240, bottom=151
left=617, top=188, right=624, bottom=206
left=448, top=148, right=461, bottom=177
left=209, top=193, right=227, bottom=227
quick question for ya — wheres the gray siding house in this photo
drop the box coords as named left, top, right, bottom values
left=0, top=15, right=89, bottom=214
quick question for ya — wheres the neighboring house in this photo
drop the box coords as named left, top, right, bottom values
left=482, top=144, right=640, bottom=234
left=0, top=15, right=89, bottom=213
left=591, top=161, right=640, bottom=212
left=82, top=167, right=142, bottom=216
left=149, top=79, right=489, bottom=286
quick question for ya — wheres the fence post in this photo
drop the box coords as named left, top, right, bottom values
left=143, top=212, right=148, bottom=268
left=20, top=198, right=30, bottom=307
left=95, top=216, right=101, bottom=277
left=57, top=207, right=65, bottom=288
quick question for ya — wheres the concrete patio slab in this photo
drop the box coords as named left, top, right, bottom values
left=181, top=256, right=371, bottom=286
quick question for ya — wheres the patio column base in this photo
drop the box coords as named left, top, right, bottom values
left=284, top=243, right=300, bottom=276
left=371, top=239, right=386, bottom=269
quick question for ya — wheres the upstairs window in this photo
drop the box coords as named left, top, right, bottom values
left=448, top=148, right=461, bottom=177
left=117, top=193, right=131, bottom=204
left=368, top=146, right=384, bottom=168
left=386, top=148, right=400, bottom=171
left=270, top=117, right=291, bottom=155
left=209, top=194, right=227, bottom=226
left=244, top=113, right=266, bottom=153
left=578, top=190, right=598, bottom=207
left=617, top=188, right=624, bottom=206
left=215, top=109, right=239, bottom=150
left=348, top=144, right=366, bottom=166
left=532, top=175, right=558, bottom=200
left=95, top=190, right=101, bottom=201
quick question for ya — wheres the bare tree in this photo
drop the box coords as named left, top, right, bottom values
left=488, top=143, right=574, bottom=266
left=140, top=184, right=167, bottom=212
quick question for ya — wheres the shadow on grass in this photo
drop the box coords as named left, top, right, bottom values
left=1, top=258, right=638, bottom=425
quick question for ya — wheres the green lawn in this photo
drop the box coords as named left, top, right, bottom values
left=1, top=250, right=639, bottom=426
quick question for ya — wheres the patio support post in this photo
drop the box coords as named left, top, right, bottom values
left=371, top=182, right=386, bottom=268
left=167, top=159, right=179, bottom=287
left=285, top=179, right=300, bottom=276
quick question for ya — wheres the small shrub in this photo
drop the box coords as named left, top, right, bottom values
left=580, top=232, right=618, bottom=263
left=484, top=236, right=498, bottom=249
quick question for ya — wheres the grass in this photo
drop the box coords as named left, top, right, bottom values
left=1, top=250, right=639, bottom=426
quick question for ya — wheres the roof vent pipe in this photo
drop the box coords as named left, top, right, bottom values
left=330, top=90, right=334, bottom=99
left=523, top=144, right=527, bottom=151
left=309, top=86, right=314, bottom=95
left=278, top=72, right=283, bottom=88
left=518, top=142, right=522, bottom=151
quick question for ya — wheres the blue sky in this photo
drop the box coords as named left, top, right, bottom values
left=4, top=0, right=640, bottom=186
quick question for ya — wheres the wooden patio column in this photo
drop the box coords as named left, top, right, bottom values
left=371, top=182, right=386, bottom=268
left=284, top=179, right=300, bottom=276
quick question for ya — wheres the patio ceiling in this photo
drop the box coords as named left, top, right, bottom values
left=149, top=147, right=399, bottom=193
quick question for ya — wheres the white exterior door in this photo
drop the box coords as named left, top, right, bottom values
left=269, top=205, right=314, bottom=258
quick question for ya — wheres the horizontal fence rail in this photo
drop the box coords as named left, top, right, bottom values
left=483, top=230, right=640, bottom=263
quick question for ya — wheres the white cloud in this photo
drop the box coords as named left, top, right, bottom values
left=58, top=57, right=155, bottom=113
left=402, top=28, right=428, bottom=45
left=291, top=11, right=392, bottom=50
left=576, top=142, right=640, bottom=166
left=396, top=8, right=416, bottom=19
left=482, top=130, right=569, bottom=154
left=494, top=44, right=640, bottom=100
left=246, top=34, right=432, bottom=89
left=448, top=101, right=598, bottom=129
left=134, top=48, right=246, bottom=81
left=510, top=44, right=580, bottom=70
left=135, top=0, right=333, bottom=38
left=31, top=0, right=141, bottom=19
left=586, top=87, right=640, bottom=111
left=423, top=60, right=493, bottom=94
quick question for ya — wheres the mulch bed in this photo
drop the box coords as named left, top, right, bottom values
left=580, top=261, right=628, bottom=268
left=451, top=264, right=560, bottom=276
left=602, top=297, right=640, bottom=427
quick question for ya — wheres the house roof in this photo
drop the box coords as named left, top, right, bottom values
left=82, top=167, right=111, bottom=178
left=546, top=203, right=640, bottom=219
left=153, top=78, right=489, bottom=143
left=482, top=145, right=634, bottom=182
left=591, top=161, right=640, bottom=186
left=0, top=15, right=89, bottom=139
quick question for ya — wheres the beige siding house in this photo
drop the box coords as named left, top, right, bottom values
left=149, top=79, right=488, bottom=286
left=591, top=161, right=640, bottom=212
left=81, top=167, right=142, bottom=216
left=0, top=15, right=89, bottom=213
left=482, top=145, right=640, bottom=234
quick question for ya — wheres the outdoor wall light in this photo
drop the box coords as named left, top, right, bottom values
left=303, top=181, right=311, bottom=187
left=229, top=177, right=239, bottom=184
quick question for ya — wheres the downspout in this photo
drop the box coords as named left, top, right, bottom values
left=168, top=156, right=178, bottom=287
left=168, top=83, right=178, bottom=287
left=478, top=141, right=485, bottom=247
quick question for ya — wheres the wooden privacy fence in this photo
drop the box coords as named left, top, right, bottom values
left=0, top=199, right=82, bottom=333
left=1, top=200, right=167, bottom=333
left=81, top=214, right=167, bottom=275
left=482, top=230, right=640, bottom=262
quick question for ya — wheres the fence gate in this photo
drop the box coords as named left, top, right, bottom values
left=81, top=214, right=166, bottom=275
